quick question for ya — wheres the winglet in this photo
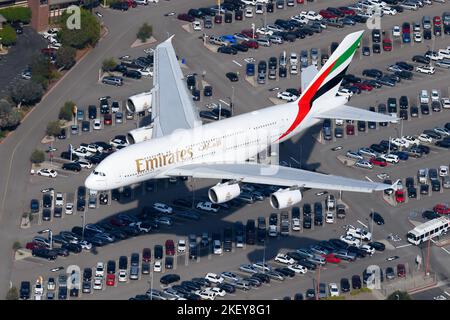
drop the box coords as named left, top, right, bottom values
left=391, top=179, right=402, bottom=191
left=164, top=35, right=175, bottom=44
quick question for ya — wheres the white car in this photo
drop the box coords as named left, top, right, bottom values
left=382, top=6, right=397, bottom=15
left=79, top=240, right=92, bottom=250
left=138, top=67, right=153, bottom=77
left=434, top=127, right=450, bottom=136
left=37, top=168, right=58, bottom=178
left=439, top=166, right=449, bottom=177
left=154, top=260, right=162, bottom=272
left=178, top=239, right=186, bottom=253
left=360, top=244, right=375, bottom=255
left=347, top=227, right=372, bottom=241
left=196, top=201, right=219, bottom=212
left=256, top=27, right=273, bottom=36
left=76, top=159, right=92, bottom=169
left=329, top=283, right=339, bottom=297
left=93, top=277, right=103, bottom=290
left=288, top=264, right=307, bottom=274
left=300, top=10, right=323, bottom=21
left=277, top=91, right=298, bottom=102
left=431, top=89, right=440, bottom=102
left=152, top=202, right=173, bottom=214
left=416, top=65, right=435, bottom=74
left=65, top=203, right=73, bottom=215
left=413, top=32, right=422, bottom=42
left=438, top=49, right=450, bottom=59
left=380, top=154, right=399, bottom=164
left=274, top=253, right=295, bottom=265
left=118, top=270, right=127, bottom=282
left=205, top=273, right=224, bottom=284
left=292, top=218, right=301, bottom=231
left=95, top=262, right=105, bottom=278
left=192, top=20, right=202, bottom=31
left=93, top=119, right=102, bottom=130
left=55, top=192, right=64, bottom=206
left=441, top=98, right=450, bottom=109
left=325, top=211, right=334, bottom=224
left=290, top=15, right=309, bottom=24
left=426, top=51, right=443, bottom=61
left=392, top=26, right=401, bottom=37
left=196, top=289, right=216, bottom=300
left=289, top=53, right=298, bottom=65
left=290, top=64, right=298, bottom=75
left=403, top=136, right=420, bottom=146
left=266, top=24, right=284, bottom=33
left=337, top=88, right=353, bottom=98
left=418, top=133, right=433, bottom=143
left=47, top=279, right=56, bottom=291
left=390, top=138, right=409, bottom=148
left=355, top=160, right=373, bottom=169
left=210, top=287, right=226, bottom=297
left=340, top=235, right=361, bottom=246
left=109, top=138, right=128, bottom=149
left=245, top=7, right=253, bottom=17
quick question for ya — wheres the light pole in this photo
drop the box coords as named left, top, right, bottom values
left=251, top=23, right=255, bottom=39
left=38, top=229, right=53, bottom=250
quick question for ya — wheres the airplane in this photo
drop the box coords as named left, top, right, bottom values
left=85, top=30, right=398, bottom=210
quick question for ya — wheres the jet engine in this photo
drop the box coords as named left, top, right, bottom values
left=270, top=188, right=302, bottom=210
left=208, top=182, right=241, bottom=204
left=127, top=125, right=153, bottom=144
left=126, top=92, right=152, bottom=114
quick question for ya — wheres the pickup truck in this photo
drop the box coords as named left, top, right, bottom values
left=196, top=201, right=220, bottom=213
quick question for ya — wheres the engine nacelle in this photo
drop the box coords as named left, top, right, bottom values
left=270, top=188, right=302, bottom=210
left=126, top=92, right=152, bottom=114
left=127, top=125, right=153, bottom=144
left=208, top=182, right=241, bottom=204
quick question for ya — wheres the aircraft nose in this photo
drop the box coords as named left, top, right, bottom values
left=84, top=173, right=97, bottom=191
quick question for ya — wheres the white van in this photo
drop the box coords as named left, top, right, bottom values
left=420, top=90, right=429, bottom=104
left=213, top=240, right=222, bottom=255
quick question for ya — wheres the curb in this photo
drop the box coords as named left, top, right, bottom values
left=407, top=280, right=438, bottom=294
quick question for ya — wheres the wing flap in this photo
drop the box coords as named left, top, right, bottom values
left=314, top=105, right=399, bottom=122
left=165, top=163, right=390, bottom=193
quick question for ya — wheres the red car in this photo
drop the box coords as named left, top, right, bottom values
left=104, top=114, right=112, bottom=125
left=165, top=240, right=175, bottom=256
left=397, top=264, right=406, bottom=277
left=382, top=38, right=392, bottom=51
left=177, top=13, right=195, bottom=22
left=323, top=253, right=341, bottom=264
left=241, top=29, right=258, bottom=39
left=433, top=16, right=442, bottom=27
left=142, top=248, right=151, bottom=262
left=109, top=217, right=128, bottom=227
left=296, top=0, right=304, bottom=4
left=106, top=274, right=115, bottom=286
left=433, top=204, right=450, bottom=215
left=26, top=242, right=46, bottom=250
left=319, top=10, right=337, bottom=19
left=214, top=15, right=222, bottom=24
left=338, top=7, right=355, bottom=16
left=370, top=157, right=387, bottom=167
left=241, top=40, right=259, bottom=49
left=346, top=124, right=355, bottom=135
left=353, top=82, right=373, bottom=91
left=124, top=0, right=137, bottom=8
left=395, top=190, right=405, bottom=203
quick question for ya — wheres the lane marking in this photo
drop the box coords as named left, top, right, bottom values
left=365, top=176, right=373, bottom=182
left=395, top=244, right=412, bottom=249
left=218, top=99, right=230, bottom=106
left=232, top=60, right=242, bottom=67
left=357, top=220, right=368, bottom=229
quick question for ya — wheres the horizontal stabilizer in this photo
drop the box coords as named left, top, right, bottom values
left=313, top=105, right=399, bottom=123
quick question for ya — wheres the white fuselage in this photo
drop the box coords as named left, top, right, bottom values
left=85, top=101, right=322, bottom=191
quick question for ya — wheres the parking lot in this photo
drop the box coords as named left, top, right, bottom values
left=3, top=0, right=450, bottom=301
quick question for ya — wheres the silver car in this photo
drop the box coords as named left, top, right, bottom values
left=355, top=160, right=373, bottom=169
left=358, top=147, right=377, bottom=157
left=346, top=151, right=363, bottom=160
left=239, top=264, right=258, bottom=274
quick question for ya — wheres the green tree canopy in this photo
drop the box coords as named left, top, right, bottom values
left=387, top=291, right=412, bottom=300
left=137, top=23, right=153, bottom=42
left=55, top=46, right=76, bottom=70
left=46, top=121, right=62, bottom=136
left=0, top=25, right=17, bottom=46
left=0, top=7, right=31, bottom=23
left=59, top=101, right=75, bottom=121
left=102, top=57, right=117, bottom=72
left=10, top=81, right=44, bottom=106
left=30, top=54, right=54, bottom=89
left=0, top=99, right=21, bottom=129
left=5, top=287, right=18, bottom=300
left=59, top=9, right=100, bottom=49
left=30, top=149, right=45, bottom=164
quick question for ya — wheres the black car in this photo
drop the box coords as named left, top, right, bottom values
left=62, top=162, right=82, bottom=172
left=422, top=210, right=440, bottom=220
left=83, top=268, right=92, bottom=281
left=160, top=274, right=180, bottom=285
left=412, top=55, right=430, bottom=64
left=218, top=282, right=236, bottom=293
left=192, top=89, right=200, bottom=101
left=30, top=199, right=39, bottom=213
left=395, top=70, right=413, bottom=80
left=279, top=66, right=287, bottom=78
left=77, top=186, right=86, bottom=200
left=305, top=289, right=315, bottom=300
left=211, top=108, right=232, bottom=118
left=408, top=187, right=417, bottom=198
left=275, top=267, right=295, bottom=277
left=53, top=207, right=62, bottom=218
left=43, top=194, right=52, bottom=208
left=396, top=61, right=414, bottom=71
left=230, top=43, right=248, bottom=52
left=362, top=68, right=383, bottom=78
left=165, top=257, right=174, bottom=269
left=225, top=72, right=239, bottom=82
left=123, top=70, right=142, bottom=79
left=77, top=199, right=85, bottom=212
left=370, top=212, right=385, bottom=225
left=203, top=85, right=212, bottom=97
left=199, top=110, right=219, bottom=121
left=154, top=244, right=163, bottom=260
left=351, top=275, right=362, bottom=289
left=57, top=128, right=66, bottom=139
left=372, top=43, right=381, bottom=54
left=20, top=281, right=31, bottom=300
left=368, top=241, right=385, bottom=251
left=32, top=248, right=58, bottom=260
left=340, top=278, right=350, bottom=293
left=420, top=103, right=430, bottom=115
left=218, top=46, right=237, bottom=55
left=111, top=1, right=128, bottom=10
left=62, top=243, right=82, bottom=253
left=99, top=192, right=108, bottom=205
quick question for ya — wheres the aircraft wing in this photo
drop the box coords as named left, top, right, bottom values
left=165, top=162, right=392, bottom=193
left=313, top=105, right=399, bottom=122
left=151, top=36, right=201, bottom=138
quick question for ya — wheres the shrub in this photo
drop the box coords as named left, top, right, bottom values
left=387, top=290, right=411, bottom=300
left=0, top=7, right=31, bottom=23
left=46, top=121, right=62, bottom=136
left=102, top=57, right=117, bottom=72
left=12, top=241, right=21, bottom=252
left=137, top=23, right=153, bottom=42
left=59, top=101, right=75, bottom=121
left=0, top=25, right=17, bottom=46
left=5, top=287, right=18, bottom=300
left=30, top=149, right=45, bottom=164
left=55, top=46, right=76, bottom=70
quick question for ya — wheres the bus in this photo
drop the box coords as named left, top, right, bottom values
left=407, top=216, right=450, bottom=245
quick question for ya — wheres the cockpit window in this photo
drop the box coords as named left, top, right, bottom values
left=93, top=171, right=106, bottom=177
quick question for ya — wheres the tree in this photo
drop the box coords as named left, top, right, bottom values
left=59, top=9, right=100, bottom=49
left=55, top=46, right=76, bottom=70
left=12, top=241, right=21, bottom=252
left=102, top=57, right=117, bottom=72
left=46, top=121, right=61, bottom=136
left=59, top=101, right=75, bottom=121
left=0, top=25, right=17, bottom=46
left=5, top=287, right=18, bottom=300
left=387, top=291, right=412, bottom=300
left=0, top=7, right=31, bottom=23
left=30, top=54, right=54, bottom=89
left=30, top=149, right=45, bottom=164
left=10, top=81, right=44, bottom=106
left=137, top=23, right=153, bottom=42
left=0, top=99, right=21, bottom=130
